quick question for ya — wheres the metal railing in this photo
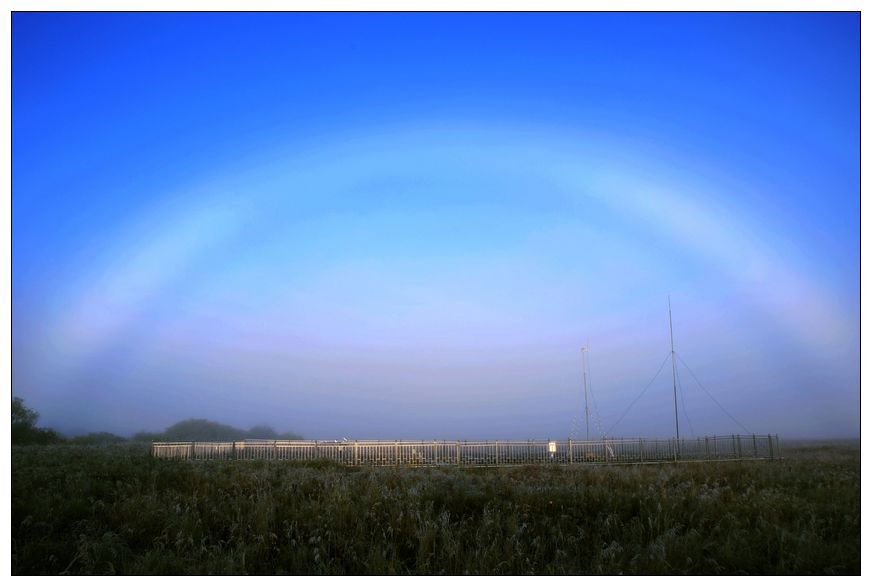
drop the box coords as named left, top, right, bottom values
left=152, top=434, right=780, bottom=466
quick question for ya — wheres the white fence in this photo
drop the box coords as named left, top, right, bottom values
left=152, top=434, right=780, bottom=466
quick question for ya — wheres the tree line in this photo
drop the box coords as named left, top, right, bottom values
left=11, top=396, right=302, bottom=445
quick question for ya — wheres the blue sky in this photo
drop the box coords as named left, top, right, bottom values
left=12, top=12, right=859, bottom=439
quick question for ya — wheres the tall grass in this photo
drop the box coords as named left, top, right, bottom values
left=12, top=441, right=859, bottom=574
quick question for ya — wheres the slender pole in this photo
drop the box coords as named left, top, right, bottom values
left=668, top=296, right=680, bottom=443
left=581, top=346, right=591, bottom=441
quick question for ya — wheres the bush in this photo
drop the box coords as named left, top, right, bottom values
left=143, top=419, right=303, bottom=442
left=69, top=432, right=128, bottom=445
left=131, top=431, right=166, bottom=443
left=162, top=419, right=248, bottom=441
left=11, top=397, right=63, bottom=445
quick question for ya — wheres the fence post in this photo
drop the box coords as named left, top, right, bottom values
left=165, top=435, right=791, bottom=466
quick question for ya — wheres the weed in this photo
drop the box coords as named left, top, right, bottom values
left=11, top=442, right=859, bottom=574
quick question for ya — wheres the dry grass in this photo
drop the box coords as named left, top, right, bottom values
left=12, top=440, right=859, bottom=575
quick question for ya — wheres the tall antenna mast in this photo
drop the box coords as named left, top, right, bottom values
left=668, top=296, right=680, bottom=441
left=581, top=346, right=590, bottom=441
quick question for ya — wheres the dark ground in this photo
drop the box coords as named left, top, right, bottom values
left=11, top=439, right=860, bottom=574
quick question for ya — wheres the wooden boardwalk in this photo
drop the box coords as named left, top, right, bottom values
left=152, top=434, right=780, bottom=466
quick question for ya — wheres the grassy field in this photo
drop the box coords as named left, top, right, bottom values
left=11, top=440, right=859, bottom=575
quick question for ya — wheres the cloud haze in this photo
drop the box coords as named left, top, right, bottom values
left=12, top=13, right=858, bottom=439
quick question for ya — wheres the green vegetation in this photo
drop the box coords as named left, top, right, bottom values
left=12, top=396, right=62, bottom=445
left=11, top=397, right=302, bottom=445
left=11, top=441, right=859, bottom=575
left=133, top=419, right=303, bottom=442
left=68, top=432, right=129, bottom=445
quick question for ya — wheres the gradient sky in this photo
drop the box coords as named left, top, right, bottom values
left=12, top=12, right=859, bottom=439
